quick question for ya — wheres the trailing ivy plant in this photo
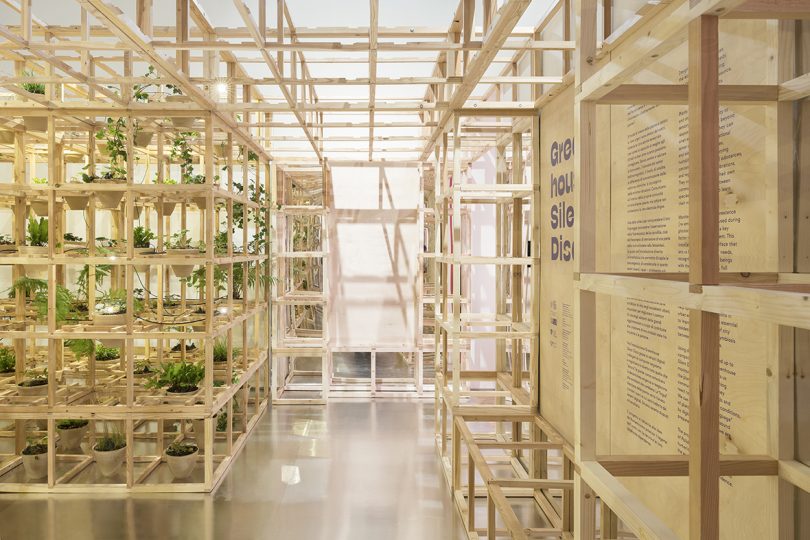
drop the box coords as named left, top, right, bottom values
left=84, top=117, right=128, bottom=180
left=170, top=131, right=206, bottom=184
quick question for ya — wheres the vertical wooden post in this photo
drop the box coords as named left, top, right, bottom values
left=687, top=14, right=720, bottom=540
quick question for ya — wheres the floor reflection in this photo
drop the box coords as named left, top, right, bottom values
left=0, top=400, right=464, bottom=540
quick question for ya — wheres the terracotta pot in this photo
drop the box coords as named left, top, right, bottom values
left=93, top=445, right=126, bottom=477
left=63, top=195, right=89, bottom=211
left=57, top=424, right=88, bottom=452
left=22, top=451, right=48, bottom=479
left=165, top=446, right=198, bottom=480
left=23, top=117, right=47, bottom=132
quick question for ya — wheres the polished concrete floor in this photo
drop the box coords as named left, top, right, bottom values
left=0, top=400, right=465, bottom=540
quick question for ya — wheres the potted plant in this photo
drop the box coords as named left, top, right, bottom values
left=63, top=232, right=84, bottom=249
left=95, top=344, right=120, bottom=362
left=29, top=178, right=49, bottom=215
left=0, top=344, right=15, bottom=374
left=94, top=289, right=129, bottom=326
left=133, top=226, right=156, bottom=254
left=164, top=441, right=199, bottom=480
left=134, top=359, right=153, bottom=378
left=17, top=370, right=48, bottom=397
left=213, top=340, right=229, bottom=364
left=165, top=230, right=202, bottom=278
left=92, top=431, right=126, bottom=477
left=20, top=217, right=48, bottom=275
left=11, top=277, right=75, bottom=325
left=56, top=419, right=89, bottom=452
left=144, top=361, right=204, bottom=394
left=20, top=72, right=47, bottom=131
left=0, top=233, right=16, bottom=254
left=21, top=437, right=48, bottom=479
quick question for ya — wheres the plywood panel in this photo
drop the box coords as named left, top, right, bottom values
left=539, top=85, right=576, bottom=443
left=599, top=19, right=780, bottom=539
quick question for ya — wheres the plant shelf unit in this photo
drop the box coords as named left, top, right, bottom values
left=0, top=107, right=272, bottom=493
left=270, top=164, right=331, bottom=405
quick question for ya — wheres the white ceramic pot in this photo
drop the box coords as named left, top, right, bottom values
left=165, top=447, right=198, bottom=480
left=22, top=451, right=48, bottom=479
left=94, top=313, right=126, bottom=326
left=17, top=382, right=48, bottom=397
left=57, top=424, right=88, bottom=452
left=93, top=445, right=126, bottom=477
left=0, top=130, right=15, bottom=144
left=23, top=117, right=47, bottom=132
left=63, top=195, right=89, bottom=211
left=98, top=337, right=125, bottom=349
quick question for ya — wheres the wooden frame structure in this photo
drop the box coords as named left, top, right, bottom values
left=271, top=163, right=331, bottom=404
left=0, top=0, right=274, bottom=492
left=571, top=0, right=810, bottom=538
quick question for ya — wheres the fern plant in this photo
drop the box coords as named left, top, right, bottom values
left=26, top=217, right=48, bottom=246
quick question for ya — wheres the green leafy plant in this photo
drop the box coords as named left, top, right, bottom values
left=134, top=360, right=152, bottom=375
left=133, top=226, right=156, bottom=249
left=11, top=278, right=74, bottom=323
left=94, top=431, right=125, bottom=452
left=144, top=361, right=204, bottom=393
left=92, top=117, right=128, bottom=179
left=56, top=419, right=88, bottom=430
left=170, top=131, right=207, bottom=184
left=0, top=345, right=15, bottom=373
left=20, top=71, right=45, bottom=95
left=95, top=288, right=141, bottom=316
left=213, top=339, right=241, bottom=363
left=63, top=232, right=83, bottom=242
left=32, top=177, right=47, bottom=185
left=185, top=265, right=226, bottom=299
left=26, top=217, right=48, bottom=246
left=65, top=339, right=95, bottom=359
left=19, top=369, right=47, bottom=387
left=165, top=229, right=202, bottom=251
left=77, top=263, right=111, bottom=303
left=22, top=437, right=48, bottom=455
left=95, top=345, right=120, bottom=361
left=165, top=441, right=197, bottom=457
